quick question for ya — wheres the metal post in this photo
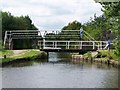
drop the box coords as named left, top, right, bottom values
left=55, top=41, right=57, bottom=48
left=98, top=43, right=100, bottom=50
left=8, top=39, right=10, bottom=50
left=4, top=31, right=7, bottom=47
left=93, top=41, right=95, bottom=49
left=68, top=41, right=70, bottom=49
left=100, top=42, right=102, bottom=50
left=38, top=41, right=41, bottom=49
left=43, top=37, right=45, bottom=49
left=66, top=42, right=67, bottom=49
left=53, top=41, right=54, bottom=48
left=80, top=41, right=82, bottom=49
left=8, top=31, right=12, bottom=50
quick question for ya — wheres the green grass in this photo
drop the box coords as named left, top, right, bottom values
left=12, top=50, right=40, bottom=59
left=0, top=50, right=46, bottom=63
left=1, top=50, right=14, bottom=56
left=99, top=50, right=118, bottom=60
left=83, top=51, right=91, bottom=57
left=0, top=50, right=14, bottom=60
left=83, top=50, right=119, bottom=61
left=0, top=50, right=14, bottom=63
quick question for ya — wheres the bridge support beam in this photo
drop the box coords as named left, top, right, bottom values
left=46, top=52, right=49, bottom=61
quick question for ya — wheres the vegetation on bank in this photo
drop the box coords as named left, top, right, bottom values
left=0, top=49, right=47, bottom=64
left=83, top=49, right=119, bottom=61
left=100, top=50, right=118, bottom=60
left=70, top=49, right=119, bottom=67
left=1, top=50, right=13, bottom=57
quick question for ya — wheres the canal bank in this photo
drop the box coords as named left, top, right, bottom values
left=0, top=49, right=47, bottom=67
left=72, top=50, right=120, bottom=68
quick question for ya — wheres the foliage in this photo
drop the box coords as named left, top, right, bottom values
left=83, top=14, right=117, bottom=40
left=100, top=2, right=120, bottom=59
left=60, top=2, right=120, bottom=60
left=61, top=16, right=115, bottom=41
left=100, top=50, right=118, bottom=60
left=2, top=11, right=38, bottom=49
left=45, top=20, right=82, bottom=40
left=1, top=50, right=13, bottom=57
left=62, top=20, right=81, bottom=30
left=61, top=20, right=82, bottom=40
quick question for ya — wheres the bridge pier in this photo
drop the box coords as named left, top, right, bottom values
left=47, top=52, right=49, bottom=59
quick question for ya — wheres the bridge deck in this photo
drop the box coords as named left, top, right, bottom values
left=40, top=48, right=97, bottom=53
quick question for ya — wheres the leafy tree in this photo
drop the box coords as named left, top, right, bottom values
left=83, top=15, right=115, bottom=41
left=62, top=20, right=81, bottom=30
left=61, top=20, right=81, bottom=40
left=2, top=11, right=38, bottom=49
left=100, top=2, right=120, bottom=59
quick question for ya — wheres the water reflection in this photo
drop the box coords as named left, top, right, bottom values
left=2, top=52, right=118, bottom=88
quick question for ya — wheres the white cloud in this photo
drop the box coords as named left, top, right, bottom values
left=1, top=0, right=103, bottom=30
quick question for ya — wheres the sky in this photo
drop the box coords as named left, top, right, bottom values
left=1, top=0, right=103, bottom=30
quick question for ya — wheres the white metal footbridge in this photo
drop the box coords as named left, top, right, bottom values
left=4, top=29, right=107, bottom=52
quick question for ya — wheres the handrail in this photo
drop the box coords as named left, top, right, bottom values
left=44, top=40, right=107, bottom=43
left=4, top=30, right=109, bottom=50
left=38, top=40, right=107, bottom=50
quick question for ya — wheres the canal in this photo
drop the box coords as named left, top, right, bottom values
left=2, top=52, right=118, bottom=88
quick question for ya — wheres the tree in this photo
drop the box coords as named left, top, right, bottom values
left=2, top=11, right=38, bottom=49
left=61, top=20, right=81, bottom=40
left=100, top=2, right=120, bottom=59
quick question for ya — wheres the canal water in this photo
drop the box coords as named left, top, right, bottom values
left=2, top=52, right=118, bottom=88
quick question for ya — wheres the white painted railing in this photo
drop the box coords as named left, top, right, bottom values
left=4, top=30, right=109, bottom=50
left=38, top=40, right=107, bottom=50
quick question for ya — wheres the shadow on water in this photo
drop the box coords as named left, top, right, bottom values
left=48, top=52, right=71, bottom=63
left=2, top=58, right=48, bottom=67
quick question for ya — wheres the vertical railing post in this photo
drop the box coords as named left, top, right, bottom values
left=68, top=41, right=70, bottom=49
left=93, top=41, right=95, bottom=49
left=80, top=41, right=82, bottom=49
left=38, top=41, right=39, bottom=49
left=100, top=41, right=102, bottom=50
left=4, top=31, right=7, bottom=47
left=38, top=41, right=41, bottom=49
left=66, top=41, right=67, bottom=49
left=98, top=42, right=100, bottom=50
left=8, top=39, right=10, bottom=50
left=55, top=41, right=57, bottom=48
left=43, top=37, right=45, bottom=49
left=40, top=41, right=41, bottom=49
left=8, top=31, right=12, bottom=50
left=53, top=41, right=54, bottom=48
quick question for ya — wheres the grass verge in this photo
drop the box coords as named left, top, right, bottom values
left=99, top=50, right=118, bottom=61
left=0, top=49, right=47, bottom=64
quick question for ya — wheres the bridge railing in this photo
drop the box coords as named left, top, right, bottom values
left=4, top=30, right=109, bottom=50
left=38, top=40, right=107, bottom=50
left=6, top=30, right=42, bottom=39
